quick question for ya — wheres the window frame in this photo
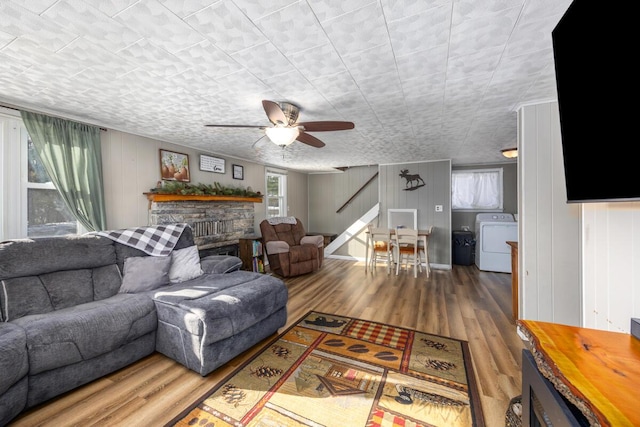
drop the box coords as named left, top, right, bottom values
left=1, top=108, right=25, bottom=240
left=0, top=108, right=81, bottom=239
left=451, top=168, right=504, bottom=212
left=22, top=130, right=57, bottom=234
left=0, top=117, right=4, bottom=238
left=265, top=169, right=287, bottom=218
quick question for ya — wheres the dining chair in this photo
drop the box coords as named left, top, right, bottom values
left=394, top=227, right=421, bottom=277
left=367, top=224, right=394, bottom=274
left=418, top=226, right=434, bottom=278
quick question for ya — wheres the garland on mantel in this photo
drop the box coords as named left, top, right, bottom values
left=149, top=181, right=262, bottom=198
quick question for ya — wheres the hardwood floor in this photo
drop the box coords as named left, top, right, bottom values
left=10, top=259, right=525, bottom=427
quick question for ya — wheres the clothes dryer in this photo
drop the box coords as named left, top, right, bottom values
left=474, top=213, right=518, bottom=273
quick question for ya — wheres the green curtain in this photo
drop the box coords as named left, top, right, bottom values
left=20, top=111, right=107, bottom=231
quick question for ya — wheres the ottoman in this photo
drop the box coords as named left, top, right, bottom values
left=151, top=270, right=288, bottom=376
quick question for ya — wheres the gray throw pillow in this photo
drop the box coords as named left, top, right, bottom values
left=169, top=245, right=204, bottom=283
left=119, top=255, right=171, bottom=293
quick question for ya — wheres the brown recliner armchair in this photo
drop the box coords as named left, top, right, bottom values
left=259, top=217, right=324, bottom=278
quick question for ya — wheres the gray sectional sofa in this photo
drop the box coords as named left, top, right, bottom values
left=0, top=226, right=288, bottom=426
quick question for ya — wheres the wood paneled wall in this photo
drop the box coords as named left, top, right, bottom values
left=308, top=166, right=379, bottom=233
left=518, top=102, right=581, bottom=326
left=583, top=202, right=640, bottom=332
left=284, top=169, right=308, bottom=226
left=379, top=161, right=451, bottom=267
left=308, top=162, right=452, bottom=267
left=308, top=166, right=379, bottom=259
left=519, top=101, right=640, bottom=333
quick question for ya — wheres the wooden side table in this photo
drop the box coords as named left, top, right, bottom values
left=506, top=241, right=518, bottom=320
left=306, top=232, right=337, bottom=247
left=518, top=320, right=640, bottom=426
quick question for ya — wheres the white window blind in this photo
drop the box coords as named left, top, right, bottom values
left=452, top=168, right=503, bottom=211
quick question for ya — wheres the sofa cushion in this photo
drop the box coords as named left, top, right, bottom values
left=0, top=235, right=123, bottom=321
left=301, top=235, right=323, bottom=248
left=12, top=294, right=156, bottom=375
left=0, top=235, right=116, bottom=279
left=0, top=323, right=28, bottom=396
left=265, top=240, right=289, bottom=255
left=1, top=277, right=54, bottom=321
left=0, top=323, right=27, bottom=426
left=169, top=245, right=203, bottom=283
left=0, top=263, right=123, bottom=321
left=119, top=255, right=171, bottom=293
left=289, top=244, right=319, bottom=263
left=93, top=264, right=123, bottom=300
left=200, top=255, right=243, bottom=274
left=40, top=269, right=93, bottom=310
left=0, top=377, right=27, bottom=427
left=115, top=226, right=195, bottom=273
left=151, top=271, right=288, bottom=346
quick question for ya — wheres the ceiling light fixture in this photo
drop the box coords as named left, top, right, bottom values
left=265, top=126, right=299, bottom=147
left=501, top=148, right=518, bottom=158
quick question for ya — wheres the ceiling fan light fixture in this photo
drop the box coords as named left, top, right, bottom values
left=501, top=147, right=518, bottom=158
left=206, top=100, right=353, bottom=150
left=265, top=126, right=299, bottom=146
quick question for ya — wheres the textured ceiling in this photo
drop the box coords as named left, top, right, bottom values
left=0, top=0, right=573, bottom=172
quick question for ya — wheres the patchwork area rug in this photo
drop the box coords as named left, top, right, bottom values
left=170, top=311, right=485, bottom=427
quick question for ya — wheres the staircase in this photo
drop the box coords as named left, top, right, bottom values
left=324, top=203, right=379, bottom=257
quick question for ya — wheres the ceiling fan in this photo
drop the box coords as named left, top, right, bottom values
left=205, top=100, right=354, bottom=148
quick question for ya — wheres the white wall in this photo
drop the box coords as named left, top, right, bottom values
left=583, top=203, right=640, bottom=332
left=518, top=102, right=582, bottom=326
left=284, top=169, right=308, bottom=227
left=0, top=111, right=20, bottom=241
left=0, top=109, right=27, bottom=240
left=519, top=101, right=640, bottom=333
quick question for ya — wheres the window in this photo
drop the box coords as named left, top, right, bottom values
left=0, top=109, right=79, bottom=239
left=266, top=169, right=287, bottom=218
left=452, top=168, right=503, bottom=211
left=25, top=137, right=79, bottom=237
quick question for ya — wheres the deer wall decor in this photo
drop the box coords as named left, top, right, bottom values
left=399, top=169, right=425, bottom=191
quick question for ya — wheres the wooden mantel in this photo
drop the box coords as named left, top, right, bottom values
left=144, top=192, right=262, bottom=207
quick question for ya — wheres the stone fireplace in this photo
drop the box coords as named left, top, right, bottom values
left=145, top=194, right=260, bottom=256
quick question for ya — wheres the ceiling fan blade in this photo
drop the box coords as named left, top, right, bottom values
left=298, top=121, right=355, bottom=132
left=205, top=124, right=265, bottom=128
left=262, top=100, right=287, bottom=126
left=296, top=131, right=325, bottom=148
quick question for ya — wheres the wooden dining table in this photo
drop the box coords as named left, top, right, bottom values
left=365, top=228, right=433, bottom=277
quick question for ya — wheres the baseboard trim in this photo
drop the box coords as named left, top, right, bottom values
left=631, top=318, right=640, bottom=340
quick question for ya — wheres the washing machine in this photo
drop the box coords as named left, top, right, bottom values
left=475, top=213, right=518, bottom=273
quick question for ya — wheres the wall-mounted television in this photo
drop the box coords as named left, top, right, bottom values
left=552, top=0, right=637, bottom=203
